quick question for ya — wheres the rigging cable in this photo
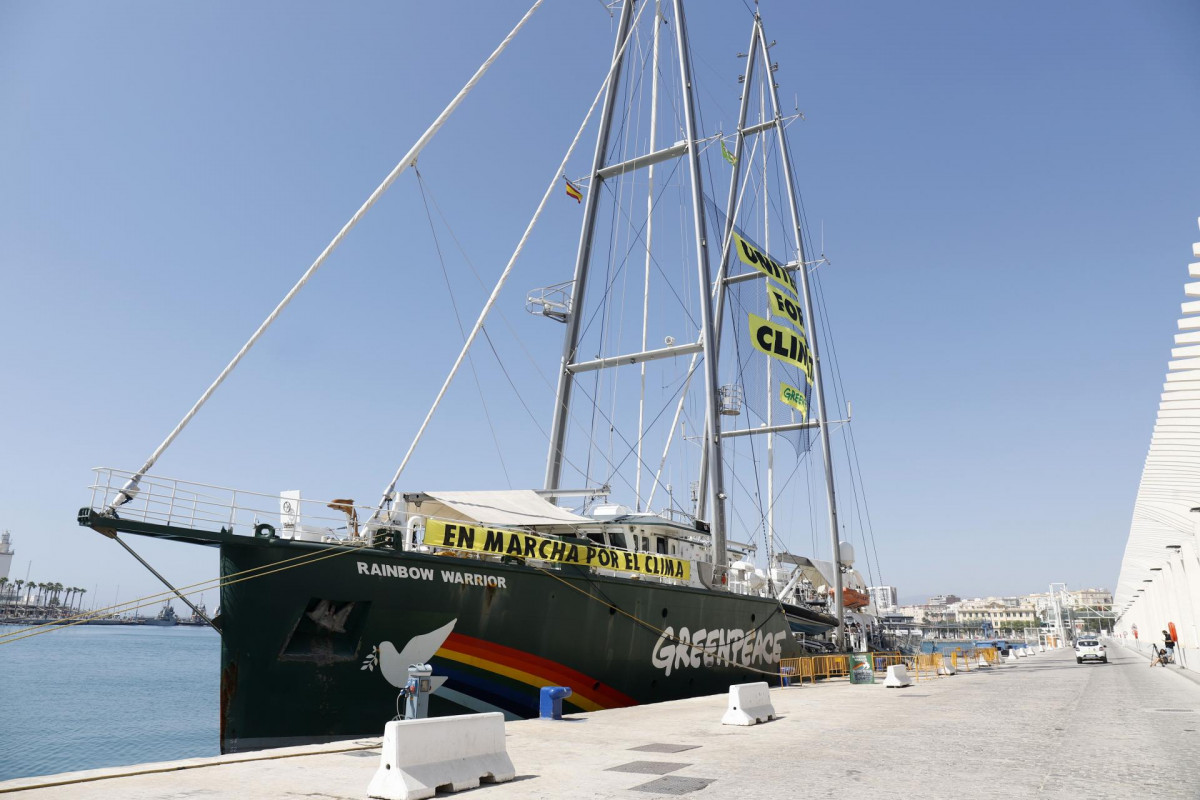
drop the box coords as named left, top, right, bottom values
left=413, top=167, right=511, bottom=487
left=108, top=0, right=547, bottom=510
left=373, top=0, right=653, bottom=514
left=414, top=178, right=624, bottom=490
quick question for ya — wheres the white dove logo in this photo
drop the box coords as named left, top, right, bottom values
left=362, top=619, right=456, bottom=694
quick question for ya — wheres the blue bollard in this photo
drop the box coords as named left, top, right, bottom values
left=780, top=667, right=795, bottom=687
left=539, top=686, right=572, bottom=719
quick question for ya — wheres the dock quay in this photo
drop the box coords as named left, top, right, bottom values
left=3, top=644, right=1198, bottom=799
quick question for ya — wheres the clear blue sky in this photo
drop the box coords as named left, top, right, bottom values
left=2, top=1, right=1198, bottom=612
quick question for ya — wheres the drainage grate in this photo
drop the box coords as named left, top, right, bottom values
left=629, top=744, right=701, bottom=754
left=1153, top=709, right=1196, bottom=713
left=606, top=761, right=690, bottom=775
left=630, top=776, right=716, bottom=795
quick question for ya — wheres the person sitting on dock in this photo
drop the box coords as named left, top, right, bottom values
left=1150, top=646, right=1169, bottom=668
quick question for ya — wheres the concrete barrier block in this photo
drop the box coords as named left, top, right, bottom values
left=721, top=681, right=776, bottom=725
left=1017, top=648, right=1027, bottom=658
left=977, top=656, right=990, bottom=668
left=938, top=660, right=957, bottom=676
left=884, top=664, right=912, bottom=687
left=1006, top=650, right=1019, bottom=663
left=368, top=713, right=515, bottom=800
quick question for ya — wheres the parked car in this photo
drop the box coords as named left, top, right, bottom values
left=1075, top=639, right=1107, bottom=664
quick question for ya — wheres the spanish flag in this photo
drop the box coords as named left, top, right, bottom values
left=564, top=177, right=583, bottom=203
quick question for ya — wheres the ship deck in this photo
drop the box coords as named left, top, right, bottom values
left=3, top=643, right=1199, bottom=798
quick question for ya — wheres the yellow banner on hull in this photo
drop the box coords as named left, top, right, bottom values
left=423, top=519, right=691, bottom=581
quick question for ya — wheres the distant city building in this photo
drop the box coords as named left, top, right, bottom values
left=867, top=586, right=898, bottom=612
left=1070, top=588, right=1113, bottom=609
left=894, top=604, right=930, bottom=624
left=0, top=531, right=13, bottom=582
left=927, top=594, right=961, bottom=607
left=955, top=596, right=1037, bottom=629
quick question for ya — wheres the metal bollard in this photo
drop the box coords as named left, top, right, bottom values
left=539, top=686, right=572, bottom=719
left=404, top=663, right=433, bottom=720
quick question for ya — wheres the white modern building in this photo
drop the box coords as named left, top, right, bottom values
left=1114, top=219, right=1200, bottom=674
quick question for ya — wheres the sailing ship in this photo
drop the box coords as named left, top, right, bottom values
left=78, top=1, right=879, bottom=753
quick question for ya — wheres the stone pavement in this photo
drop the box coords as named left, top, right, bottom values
left=3, top=644, right=1198, bottom=799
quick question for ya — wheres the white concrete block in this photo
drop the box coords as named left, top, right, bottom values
left=1039, top=645, right=1045, bottom=653
left=1017, top=648, right=1027, bottom=657
left=938, top=660, right=957, bottom=676
left=368, top=713, right=515, bottom=800
left=1006, top=650, right=1019, bottom=663
left=977, top=656, right=990, bottom=668
left=884, top=665, right=912, bottom=687
left=721, top=682, right=776, bottom=725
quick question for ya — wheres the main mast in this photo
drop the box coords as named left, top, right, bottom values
left=542, top=0, right=729, bottom=560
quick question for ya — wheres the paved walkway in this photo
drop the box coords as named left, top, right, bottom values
left=3, top=644, right=1199, bottom=799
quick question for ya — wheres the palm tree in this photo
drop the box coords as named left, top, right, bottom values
left=14, top=579, right=24, bottom=606
left=0, top=577, right=8, bottom=605
left=76, top=587, right=87, bottom=611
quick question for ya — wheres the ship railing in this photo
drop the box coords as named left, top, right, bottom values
left=85, top=467, right=387, bottom=544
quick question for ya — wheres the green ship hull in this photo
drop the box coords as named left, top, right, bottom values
left=78, top=509, right=835, bottom=754
left=218, top=538, right=828, bottom=752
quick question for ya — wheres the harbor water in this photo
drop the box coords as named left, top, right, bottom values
left=0, top=625, right=218, bottom=781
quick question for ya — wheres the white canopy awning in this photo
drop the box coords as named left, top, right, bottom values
left=408, top=490, right=590, bottom=528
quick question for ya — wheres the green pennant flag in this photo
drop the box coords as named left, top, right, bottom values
left=721, top=139, right=737, bottom=166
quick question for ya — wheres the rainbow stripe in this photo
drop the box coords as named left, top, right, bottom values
left=434, top=632, right=635, bottom=715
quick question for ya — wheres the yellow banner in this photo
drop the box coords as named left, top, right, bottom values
left=779, top=381, right=808, bottom=418
left=748, top=312, right=813, bottom=382
left=423, top=519, right=691, bottom=581
left=767, top=284, right=805, bottom=332
left=733, top=232, right=798, bottom=297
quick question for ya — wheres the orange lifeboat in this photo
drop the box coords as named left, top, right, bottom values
left=829, top=587, right=871, bottom=610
